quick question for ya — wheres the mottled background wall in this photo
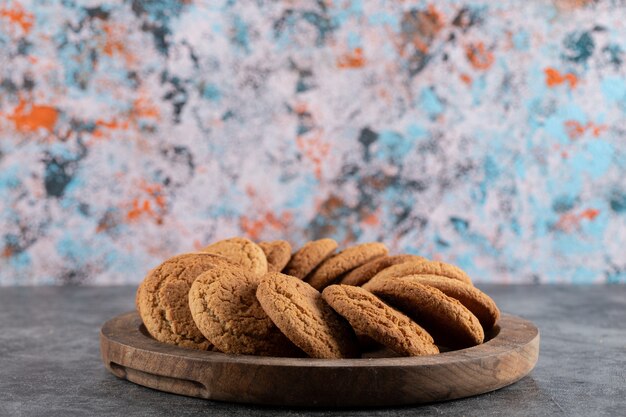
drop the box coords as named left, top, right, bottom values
left=1, top=0, right=625, bottom=285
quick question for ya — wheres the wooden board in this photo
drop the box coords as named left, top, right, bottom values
left=100, top=311, right=539, bottom=407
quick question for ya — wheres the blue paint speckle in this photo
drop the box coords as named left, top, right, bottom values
left=569, top=140, right=614, bottom=179
left=419, top=87, right=444, bottom=119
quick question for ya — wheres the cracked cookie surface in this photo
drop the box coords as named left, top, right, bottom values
left=322, top=285, right=439, bottom=356
left=363, top=260, right=473, bottom=291
left=189, top=267, right=301, bottom=356
left=399, top=275, right=500, bottom=330
left=283, top=238, right=338, bottom=280
left=136, top=252, right=234, bottom=350
left=202, top=237, right=268, bottom=276
left=258, top=240, right=292, bottom=272
left=307, top=242, right=389, bottom=290
left=368, top=278, right=484, bottom=349
left=256, top=272, right=358, bottom=359
left=340, top=254, right=425, bottom=287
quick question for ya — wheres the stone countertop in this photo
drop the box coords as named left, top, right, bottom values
left=1, top=285, right=624, bottom=417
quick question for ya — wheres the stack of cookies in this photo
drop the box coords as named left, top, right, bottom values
left=136, top=237, right=500, bottom=359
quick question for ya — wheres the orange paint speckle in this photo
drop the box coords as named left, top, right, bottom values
left=133, top=96, right=159, bottom=119
left=362, top=212, right=379, bottom=226
left=397, top=5, right=444, bottom=56
left=460, top=73, right=472, bottom=85
left=466, top=42, right=494, bottom=70
left=125, top=181, right=167, bottom=224
left=296, top=132, right=331, bottom=180
left=554, top=0, right=594, bottom=11
left=7, top=99, right=58, bottom=133
left=0, top=3, right=34, bottom=34
left=337, top=47, right=366, bottom=69
left=245, top=185, right=257, bottom=198
left=580, top=208, right=600, bottom=220
left=127, top=199, right=154, bottom=221
left=239, top=216, right=263, bottom=240
left=544, top=67, right=578, bottom=89
left=555, top=208, right=600, bottom=232
left=92, top=119, right=130, bottom=138
left=564, top=120, right=585, bottom=139
left=293, top=102, right=308, bottom=115
left=427, top=4, right=445, bottom=28
left=564, top=120, right=607, bottom=140
left=91, top=93, right=159, bottom=140
left=2, top=246, right=13, bottom=258
left=100, top=22, right=139, bottom=67
left=240, top=211, right=292, bottom=241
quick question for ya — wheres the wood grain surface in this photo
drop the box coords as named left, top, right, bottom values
left=100, top=312, right=539, bottom=407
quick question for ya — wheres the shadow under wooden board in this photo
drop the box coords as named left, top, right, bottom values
left=100, top=311, right=539, bottom=407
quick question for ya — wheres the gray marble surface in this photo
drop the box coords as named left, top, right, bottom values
left=0, top=285, right=624, bottom=416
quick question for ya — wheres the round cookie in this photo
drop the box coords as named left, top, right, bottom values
left=202, top=237, right=268, bottom=276
left=367, top=278, right=484, bottom=349
left=136, top=252, right=235, bottom=349
left=306, top=242, right=389, bottom=290
left=256, top=272, right=359, bottom=359
left=189, top=267, right=300, bottom=356
left=322, top=285, right=439, bottom=356
left=258, top=240, right=292, bottom=272
left=340, top=254, right=425, bottom=287
left=363, top=260, right=473, bottom=291
left=400, top=275, right=500, bottom=330
left=283, top=238, right=338, bottom=280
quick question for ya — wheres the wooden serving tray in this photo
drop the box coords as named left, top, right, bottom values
left=100, top=311, right=539, bottom=407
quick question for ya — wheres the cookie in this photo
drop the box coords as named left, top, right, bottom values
left=258, top=240, right=292, bottom=272
left=202, top=237, right=268, bottom=276
left=136, top=252, right=234, bottom=349
left=322, top=285, right=439, bottom=356
left=283, top=238, right=338, bottom=280
left=189, top=266, right=300, bottom=356
left=363, top=259, right=472, bottom=291
left=256, top=272, right=359, bottom=359
left=367, top=278, right=484, bottom=349
left=306, top=242, right=389, bottom=290
left=339, top=254, right=425, bottom=287
left=399, top=275, right=500, bottom=330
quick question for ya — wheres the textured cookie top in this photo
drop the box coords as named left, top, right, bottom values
left=258, top=240, right=292, bottom=272
left=202, top=237, right=268, bottom=276
left=363, top=260, right=473, bottom=291
left=368, top=278, right=484, bottom=349
left=307, top=242, right=389, bottom=290
left=283, top=238, right=338, bottom=280
left=256, top=272, right=358, bottom=359
left=189, top=267, right=300, bottom=356
left=340, top=254, right=425, bottom=287
left=322, top=285, right=439, bottom=356
left=136, top=252, right=234, bottom=350
left=399, top=275, right=500, bottom=330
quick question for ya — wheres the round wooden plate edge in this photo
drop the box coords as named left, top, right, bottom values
left=100, top=311, right=540, bottom=407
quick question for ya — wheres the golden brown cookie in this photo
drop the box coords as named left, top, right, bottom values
left=322, top=285, right=439, bottom=356
left=339, top=254, right=425, bottom=287
left=258, top=240, right=292, bottom=272
left=367, top=278, right=484, bottom=349
left=189, top=267, right=300, bottom=356
left=306, top=242, right=389, bottom=290
left=136, top=252, right=234, bottom=349
left=202, top=237, right=268, bottom=276
left=400, top=275, right=500, bottom=330
left=363, top=259, right=472, bottom=290
left=256, top=272, right=359, bottom=359
left=283, top=238, right=338, bottom=279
